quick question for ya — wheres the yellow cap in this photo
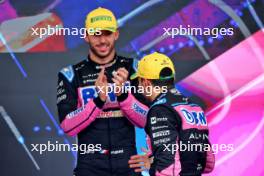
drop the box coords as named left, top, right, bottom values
left=85, top=7, right=117, bottom=32
left=131, top=52, right=175, bottom=80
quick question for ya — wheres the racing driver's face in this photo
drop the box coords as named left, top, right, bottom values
left=85, top=30, right=119, bottom=58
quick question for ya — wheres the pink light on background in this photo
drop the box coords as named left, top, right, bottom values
left=178, top=30, right=264, bottom=175
left=206, top=74, right=264, bottom=175
left=179, top=30, right=264, bottom=109
left=0, top=0, right=17, bottom=24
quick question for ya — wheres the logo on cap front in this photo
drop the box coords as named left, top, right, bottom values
left=161, top=59, right=170, bottom=66
left=91, top=16, right=112, bottom=23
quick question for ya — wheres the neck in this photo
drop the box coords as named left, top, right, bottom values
left=149, top=91, right=161, bottom=102
left=89, top=49, right=116, bottom=65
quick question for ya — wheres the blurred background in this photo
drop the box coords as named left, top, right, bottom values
left=0, top=0, right=263, bottom=175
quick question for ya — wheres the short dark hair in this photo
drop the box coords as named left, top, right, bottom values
left=150, top=67, right=175, bottom=88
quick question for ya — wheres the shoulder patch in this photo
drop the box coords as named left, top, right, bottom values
left=151, top=98, right=167, bottom=107
left=60, top=66, right=74, bottom=82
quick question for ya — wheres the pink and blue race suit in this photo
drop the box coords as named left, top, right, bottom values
left=145, top=89, right=215, bottom=176
left=57, top=55, right=148, bottom=176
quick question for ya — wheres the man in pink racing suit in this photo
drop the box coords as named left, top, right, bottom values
left=57, top=7, right=148, bottom=176
left=128, top=52, right=215, bottom=176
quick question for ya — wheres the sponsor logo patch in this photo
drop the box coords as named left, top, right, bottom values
left=180, top=109, right=207, bottom=126
left=132, top=103, right=147, bottom=116
left=60, top=66, right=74, bottom=82
left=152, top=130, right=170, bottom=138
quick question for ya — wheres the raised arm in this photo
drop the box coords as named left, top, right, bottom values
left=56, top=67, right=105, bottom=136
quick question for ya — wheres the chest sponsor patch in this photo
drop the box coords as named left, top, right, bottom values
left=78, top=84, right=117, bottom=106
left=174, top=105, right=208, bottom=129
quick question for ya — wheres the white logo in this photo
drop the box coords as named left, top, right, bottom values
left=152, top=125, right=168, bottom=131
left=153, top=130, right=170, bottom=138
left=151, top=117, right=157, bottom=124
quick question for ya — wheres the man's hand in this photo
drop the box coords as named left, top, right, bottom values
left=112, top=67, right=129, bottom=96
left=95, top=67, right=108, bottom=102
left=128, top=148, right=151, bottom=172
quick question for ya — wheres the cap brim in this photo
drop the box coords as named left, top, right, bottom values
left=87, top=27, right=116, bottom=35
left=159, top=74, right=175, bottom=80
left=130, top=73, right=138, bottom=80
left=100, top=27, right=116, bottom=32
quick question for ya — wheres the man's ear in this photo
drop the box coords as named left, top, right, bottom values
left=143, top=79, right=152, bottom=87
left=114, top=30, right=119, bottom=41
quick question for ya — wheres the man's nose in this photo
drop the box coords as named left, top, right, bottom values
left=99, top=35, right=107, bottom=43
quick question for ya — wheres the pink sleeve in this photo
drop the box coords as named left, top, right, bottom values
left=60, top=100, right=102, bottom=136
left=119, top=93, right=148, bottom=128
left=203, top=149, right=215, bottom=173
